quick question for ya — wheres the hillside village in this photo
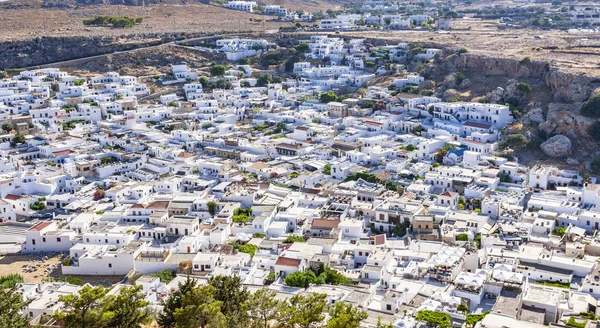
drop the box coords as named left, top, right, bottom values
left=2, top=34, right=600, bottom=328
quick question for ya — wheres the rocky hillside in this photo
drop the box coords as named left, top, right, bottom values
left=41, top=0, right=209, bottom=8
left=417, top=48, right=600, bottom=170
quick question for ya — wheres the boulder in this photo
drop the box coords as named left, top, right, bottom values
left=419, top=80, right=435, bottom=90
left=567, top=158, right=580, bottom=165
left=527, top=108, right=545, bottom=124
left=459, top=78, right=471, bottom=90
left=540, top=135, right=572, bottom=158
left=442, top=89, right=458, bottom=101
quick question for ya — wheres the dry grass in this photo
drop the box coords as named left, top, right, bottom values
left=0, top=3, right=288, bottom=42
left=339, top=19, right=600, bottom=76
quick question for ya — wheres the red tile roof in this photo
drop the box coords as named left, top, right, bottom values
left=464, top=121, right=492, bottom=129
left=275, top=256, right=301, bottom=267
left=5, top=194, right=21, bottom=201
left=312, top=219, right=341, bottom=229
left=53, top=149, right=75, bottom=156
left=440, top=190, right=458, bottom=197
left=28, top=221, right=53, bottom=232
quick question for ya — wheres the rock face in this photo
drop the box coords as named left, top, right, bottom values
left=540, top=135, right=572, bottom=158
left=438, top=51, right=600, bottom=103
left=0, top=32, right=201, bottom=69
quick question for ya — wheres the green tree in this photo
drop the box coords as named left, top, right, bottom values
left=0, top=122, right=12, bottom=133
left=245, top=288, right=280, bottom=328
left=53, top=285, right=109, bottom=328
left=104, top=285, right=151, bottom=328
left=256, top=74, right=273, bottom=87
left=285, top=270, right=318, bottom=288
left=294, top=43, right=310, bottom=53
left=516, top=82, right=532, bottom=93
left=157, top=277, right=198, bottom=328
left=324, top=163, right=331, bottom=175
left=0, top=290, right=30, bottom=328
left=279, top=293, right=327, bottom=328
left=207, top=201, right=217, bottom=217
left=326, top=301, right=368, bottom=328
left=208, top=275, right=249, bottom=328
left=173, top=284, right=226, bottom=328
left=12, top=134, right=25, bottom=144
left=457, top=303, right=469, bottom=315
left=210, top=64, right=227, bottom=77
left=320, top=92, right=338, bottom=103
left=503, top=133, right=527, bottom=148
left=416, top=310, right=451, bottom=327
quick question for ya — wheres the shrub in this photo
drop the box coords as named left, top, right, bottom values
left=520, top=57, right=531, bottom=65
left=320, top=92, right=338, bottom=103
left=252, top=232, right=265, bottom=238
left=581, top=94, right=600, bottom=117
left=83, top=15, right=142, bottom=28
left=150, top=270, right=176, bottom=283
left=0, top=273, right=24, bottom=289
left=416, top=310, right=451, bottom=327
left=455, top=72, right=466, bottom=83
left=588, top=121, right=600, bottom=141
left=457, top=233, right=469, bottom=241
left=567, top=317, right=587, bottom=328
left=504, top=134, right=527, bottom=148
left=209, top=64, right=227, bottom=77
left=516, top=82, right=532, bottom=93
left=283, top=235, right=306, bottom=243
left=457, top=48, right=468, bottom=55
left=552, top=227, right=567, bottom=236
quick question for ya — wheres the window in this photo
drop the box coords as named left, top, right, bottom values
left=42, top=238, right=46, bottom=242
left=56, top=238, right=61, bottom=242
left=387, top=304, right=392, bottom=311
left=206, top=265, right=211, bottom=269
left=108, top=263, right=112, bottom=268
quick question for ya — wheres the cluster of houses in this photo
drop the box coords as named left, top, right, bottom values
left=2, top=36, right=600, bottom=328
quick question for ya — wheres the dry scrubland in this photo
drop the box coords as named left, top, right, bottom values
left=0, top=1, right=286, bottom=42
left=344, top=19, right=600, bottom=76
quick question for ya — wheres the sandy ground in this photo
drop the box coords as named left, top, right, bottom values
left=0, top=253, right=62, bottom=283
left=0, top=254, right=123, bottom=286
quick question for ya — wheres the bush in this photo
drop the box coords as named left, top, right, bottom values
left=588, top=121, right=600, bottom=141
left=520, top=57, right=531, bottom=65
left=252, top=232, right=265, bottom=238
left=0, top=273, right=24, bottom=289
left=552, top=227, right=567, bottom=237
left=320, top=92, right=338, bottom=103
left=457, top=233, right=469, bottom=241
left=457, top=48, right=468, bottom=55
left=283, top=235, right=306, bottom=243
left=567, top=317, right=587, bottom=328
left=230, top=242, right=259, bottom=256
left=582, top=94, right=600, bottom=118
left=285, top=270, right=317, bottom=288
left=516, top=82, right=532, bottom=93
left=150, top=270, right=176, bottom=283
left=83, top=15, right=142, bottom=28
left=209, top=64, right=227, bottom=77
left=503, top=134, right=527, bottom=148
left=455, top=72, right=466, bottom=83
left=416, top=310, right=451, bottom=327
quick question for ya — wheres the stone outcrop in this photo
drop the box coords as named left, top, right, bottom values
left=540, top=135, right=572, bottom=158
left=0, top=32, right=202, bottom=69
